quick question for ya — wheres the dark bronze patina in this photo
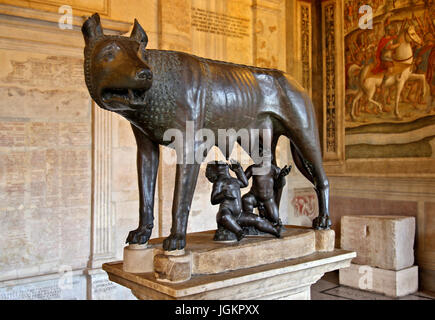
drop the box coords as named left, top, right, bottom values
left=82, top=13, right=331, bottom=251
left=206, top=160, right=281, bottom=241
left=242, top=162, right=291, bottom=227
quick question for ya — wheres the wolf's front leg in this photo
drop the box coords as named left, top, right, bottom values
left=126, top=124, right=159, bottom=245
left=163, top=162, right=201, bottom=251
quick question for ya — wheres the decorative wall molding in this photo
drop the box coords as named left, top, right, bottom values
left=0, top=13, right=85, bottom=57
left=252, top=0, right=282, bottom=13
left=298, top=1, right=311, bottom=96
left=330, top=176, right=435, bottom=202
left=322, top=2, right=336, bottom=155
left=0, top=5, right=131, bottom=59
left=321, top=0, right=344, bottom=163
left=0, top=0, right=109, bottom=16
left=0, top=3, right=131, bottom=33
left=326, top=157, right=435, bottom=178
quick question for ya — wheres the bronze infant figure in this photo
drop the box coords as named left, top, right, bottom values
left=205, top=160, right=281, bottom=242
left=81, top=13, right=331, bottom=251
left=241, top=162, right=291, bottom=228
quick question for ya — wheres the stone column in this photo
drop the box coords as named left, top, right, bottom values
left=89, top=104, right=114, bottom=269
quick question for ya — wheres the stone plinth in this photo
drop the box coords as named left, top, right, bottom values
left=341, top=216, right=415, bottom=270
left=154, top=250, right=192, bottom=283
left=149, top=227, right=334, bottom=278
left=123, top=244, right=154, bottom=273
left=315, top=229, right=335, bottom=252
left=180, top=227, right=316, bottom=275
left=102, top=226, right=354, bottom=300
left=104, top=249, right=355, bottom=300
left=339, top=263, right=418, bottom=297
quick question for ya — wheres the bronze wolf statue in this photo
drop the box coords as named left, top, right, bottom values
left=82, top=13, right=331, bottom=251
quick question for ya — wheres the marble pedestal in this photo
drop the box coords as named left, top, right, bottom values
left=102, top=226, right=356, bottom=300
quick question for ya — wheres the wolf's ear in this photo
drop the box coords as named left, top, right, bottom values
left=130, top=19, right=148, bottom=47
left=82, top=13, right=104, bottom=46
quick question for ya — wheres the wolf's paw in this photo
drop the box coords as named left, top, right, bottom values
left=126, top=226, right=152, bottom=244
left=312, top=215, right=332, bottom=230
left=163, top=233, right=186, bottom=251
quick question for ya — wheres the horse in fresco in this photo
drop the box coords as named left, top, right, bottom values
left=348, top=24, right=427, bottom=121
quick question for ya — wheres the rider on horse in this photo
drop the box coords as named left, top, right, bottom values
left=372, top=20, right=402, bottom=83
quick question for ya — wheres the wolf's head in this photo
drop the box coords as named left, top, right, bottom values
left=82, top=13, right=153, bottom=111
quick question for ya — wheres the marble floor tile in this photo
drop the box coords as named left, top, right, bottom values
left=311, top=289, right=349, bottom=300
left=322, top=286, right=393, bottom=300
left=312, top=279, right=340, bottom=292
left=397, top=294, right=432, bottom=300
left=310, top=271, right=434, bottom=300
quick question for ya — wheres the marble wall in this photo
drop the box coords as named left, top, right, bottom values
left=0, top=0, right=318, bottom=299
left=3, top=0, right=432, bottom=299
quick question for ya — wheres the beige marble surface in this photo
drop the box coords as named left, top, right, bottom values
left=341, top=215, right=415, bottom=270
left=154, top=250, right=193, bottom=283
left=181, top=228, right=315, bottom=275
left=123, top=244, right=154, bottom=274
left=312, top=270, right=434, bottom=300
left=123, top=226, right=336, bottom=287
left=339, top=263, right=418, bottom=298
left=315, top=229, right=335, bottom=252
left=103, top=249, right=356, bottom=299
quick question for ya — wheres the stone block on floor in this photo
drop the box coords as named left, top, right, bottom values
left=339, top=263, right=418, bottom=297
left=340, top=215, right=415, bottom=270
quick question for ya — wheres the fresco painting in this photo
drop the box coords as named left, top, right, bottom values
left=344, top=0, right=435, bottom=158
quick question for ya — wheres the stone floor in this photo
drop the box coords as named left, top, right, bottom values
left=311, top=271, right=435, bottom=300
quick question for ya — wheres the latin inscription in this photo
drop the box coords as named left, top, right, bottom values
left=0, top=277, right=85, bottom=300
left=191, top=7, right=249, bottom=39
left=4, top=56, right=84, bottom=88
left=0, top=284, right=62, bottom=300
